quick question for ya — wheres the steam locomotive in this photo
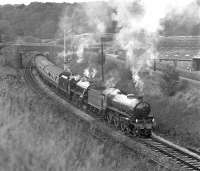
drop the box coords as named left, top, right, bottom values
left=35, top=54, right=155, bottom=137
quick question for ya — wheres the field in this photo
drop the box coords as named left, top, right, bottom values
left=158, top=36, right=200, bottom=71
left=158, top=36, right=200, bottom=50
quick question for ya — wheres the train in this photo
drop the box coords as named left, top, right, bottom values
left=35, top=54, right=155, bottom=137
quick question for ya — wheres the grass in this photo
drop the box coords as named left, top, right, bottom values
left=0, top=61, right=169, bottom=171
left=144, top=72, right=200, bottom=148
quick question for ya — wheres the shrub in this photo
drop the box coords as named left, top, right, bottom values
left=159, top=65, right=186, bottom=96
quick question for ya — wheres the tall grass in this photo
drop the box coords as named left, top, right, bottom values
left=144, top=72, right=200, bottom=147
left=0, top=65, right=168, bottom=171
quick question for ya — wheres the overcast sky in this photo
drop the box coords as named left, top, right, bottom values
left=0, top=0, right=107, bottom=5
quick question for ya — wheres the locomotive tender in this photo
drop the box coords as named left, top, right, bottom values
left=35, top=55, right=155, bottom=137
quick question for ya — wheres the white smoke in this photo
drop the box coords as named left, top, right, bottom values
left=74, top=2, right=112, bottom=63
left=83, top=1, right=112, bottom=34
left=57, top=0, right=200, bottom=92
left=105, top=70, right=120, bottom=88
left=84, top=66, right=97, bottom=79
left=58, top=2, right=113, bottom=78
left=74, top=34, right=97, bottom=63
left=109, top=0, right=198, bottom=92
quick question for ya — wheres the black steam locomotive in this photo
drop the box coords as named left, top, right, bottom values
left=35, top=55, right=155, bottom=137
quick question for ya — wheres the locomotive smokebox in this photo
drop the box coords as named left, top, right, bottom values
left=134, top=102, right=151, bottom=118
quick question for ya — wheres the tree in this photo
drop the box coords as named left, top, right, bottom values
left=159, top=65, right=183, bottom=96
left=35, top=20, right=57, bottom=39
left=0, top=20, right=14, bottom=41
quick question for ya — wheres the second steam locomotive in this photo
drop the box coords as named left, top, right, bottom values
left=35, top=55, right=155, bottom=137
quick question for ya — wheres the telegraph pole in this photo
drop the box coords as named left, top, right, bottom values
left=100, top=37, right=104, bottom=82
left=153, top=57, right=156, bottom=71
left=64, top=29, right=66, bottom=70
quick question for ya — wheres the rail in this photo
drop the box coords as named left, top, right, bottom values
left=23, top=59, right=46, bottom=97
left=138, top=134, right=200, bottom=170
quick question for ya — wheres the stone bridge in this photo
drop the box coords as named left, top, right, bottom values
left=0, top=42, right=63, bottom=68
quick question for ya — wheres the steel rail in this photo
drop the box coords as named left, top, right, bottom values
left=23, top=60, right=46, bottom=97
left=136, top=136, right=200, bottom=170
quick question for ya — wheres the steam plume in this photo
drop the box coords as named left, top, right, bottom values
left=110, top=0, right=199, bottom=93
left=57, top=0, right=200, bottom=93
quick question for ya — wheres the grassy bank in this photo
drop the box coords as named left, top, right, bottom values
left=144, top=72, right=200, bottom=148
left=0, top=63, right=167, bottom=171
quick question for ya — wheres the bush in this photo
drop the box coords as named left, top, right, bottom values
left=159, top=65, right=186, bottom=96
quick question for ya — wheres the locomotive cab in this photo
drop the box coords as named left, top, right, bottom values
left=70, top=77, right=91, bottom=105
left=58, top=71, right=72, bottom=94
left=69, top=74, right=81, bottom=90
left=76, top=77, right=90, bottom=97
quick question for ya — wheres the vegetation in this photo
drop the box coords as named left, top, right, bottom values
left=0, top=54, right=170, bottom=171
left=144, top=72, right=200, bottom=148
left=159, top=65, right=186, bottom=96
left=0, top=2, right=62, bottom=40
left=0, top=2, right=114, bottom=42
left=0, top=1, right=200, bottom=169
left=0, top=2, right=199, bottom=42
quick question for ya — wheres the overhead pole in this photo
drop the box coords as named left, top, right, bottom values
left=100, top=34, right=113, bottom=83
left=64, top=28, right=66, bottom=70
left=153, top=57, right=156, bottom=71
left=101, top=37, right=104, bottom=82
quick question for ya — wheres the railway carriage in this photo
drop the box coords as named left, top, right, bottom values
left=35, top=55, right=62, bottom=86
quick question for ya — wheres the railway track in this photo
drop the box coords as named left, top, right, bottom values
left=187, top=148, right=200, bottom=157
left=139, top=137, right=200, bottom=171
left=24, top=59, right=46, bottom=97
left=24, top=59, right=200, bottom=171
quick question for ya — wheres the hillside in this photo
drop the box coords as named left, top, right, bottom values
left=0, top=50, right=164, bottom=171
left=1, top=1, right=200, bottom=42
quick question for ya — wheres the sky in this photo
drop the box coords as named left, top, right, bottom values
left=0, top=0, right=107, bottom=5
